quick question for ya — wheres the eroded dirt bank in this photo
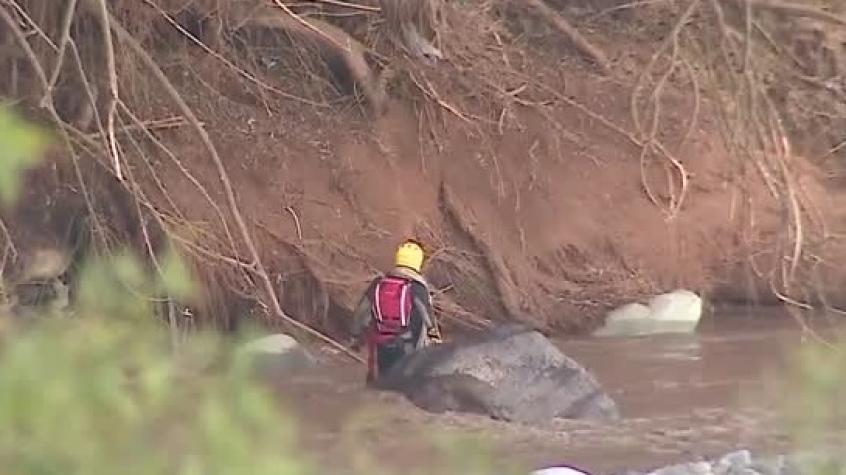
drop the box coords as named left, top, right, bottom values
left=2, top=0, right=846, bottom=336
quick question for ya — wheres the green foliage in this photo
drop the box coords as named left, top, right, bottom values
left=0, top=107, right=311, bottom=474
left=74, top=246, right=196, bottom=323
left=785, top=341, right=846, bottom=461
left=0, top=104, right=510, bottom=475
left=0, top=106, right=49, bottom=207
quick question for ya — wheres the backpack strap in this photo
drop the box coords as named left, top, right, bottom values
left=374, top=279, right=384, bottom=322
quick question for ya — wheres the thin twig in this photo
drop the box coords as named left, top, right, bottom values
left=93, top=5, right=363, bottom=364
left=745, top=0, right=846, bottom=27
left=408, top=71, right=477, bottom=124
left=631, top=0, right=700, bottom=137
left=270, top=0, right=352, bottom=53
left=83, top=115, right=194, bottom=140
left=6, top=0, right=58, bottom=51
left=119, top=107, right=241, bottom=258
left=678, top=54, right=700, bottom=149
left=0, top=4, right=109, bottom=248
left=585, top=0, right=668, bottom=21
left=0, top=217, right=17, bottom=260
left=93, top=0, right=123, bottom=180
left=520, top=0, right=611, bottom=73
left=312, top=0, right=380, bottom=12
left=42, top=0, right=78, bottom=107
left=285, top=206, right=304, bottom=241
left=140, top=0, right=327, bottom=108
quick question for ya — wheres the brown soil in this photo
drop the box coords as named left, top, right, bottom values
left=3, top=0, right=844, bottom=338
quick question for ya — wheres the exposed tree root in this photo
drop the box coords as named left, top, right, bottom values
left=743, top=0, right=846, bottom=27
left=380, top=0, right=443, bottom=60
left=224, top=0, right=387, bottom=115
left=75, top=0, right=364, bottom=363
left=439, top=183, right=538, bottom=327
left=514, top=0, right=611, bottom=74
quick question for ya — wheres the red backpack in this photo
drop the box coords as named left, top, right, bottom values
left=370, top=275, right=414, bottom=344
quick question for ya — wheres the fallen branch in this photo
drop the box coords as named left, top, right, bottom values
left=1, top=3, right=110, bottom=248
left=440, top=183, right=537, bottom=326
left=42, top=0, right=78, bottom=106
left=140, top=0, right=327, bottom=107
left=314, top=0, right=381, bottom=12
left=744, top=0, right=846, bottom=27
left=92, top=0, right=123, bottom=181
left=284, top=206, right=304, bottom=241
left=517, top=0, right=611, bottom=74
left=83, top=116, right=195, bottom=140
left=408, top=71, right=476, bottom=123
left=85, top=1, right=364, bottom=364
left=228, top=1, right=386, bottom=114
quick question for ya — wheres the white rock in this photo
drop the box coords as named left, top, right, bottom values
left=593, top=303, right=652, bottom=337
left=714, top=450, right=753, bottom=475
left=648, top=289, right=702, bottom=323
left=531, top=467, right=592, bottom=475
left=239, top=333, right=316, bottom=374
left=593, top=290, right=703, bottom=337
left=648, top=461, right=713, bottom=475
left=241, top=333, right=300, bottom=355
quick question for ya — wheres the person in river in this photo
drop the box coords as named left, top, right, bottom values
left=350, top=238, right=441, bottom=384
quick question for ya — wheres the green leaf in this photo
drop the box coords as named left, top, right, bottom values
left=156, top=244, right=195, bottom=301
left=0, top=106, right=49, bottom=207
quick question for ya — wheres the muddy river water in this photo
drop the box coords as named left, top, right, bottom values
left=271, top=306, right=840, bottom=475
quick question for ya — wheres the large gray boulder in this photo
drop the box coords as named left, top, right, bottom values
left=375, top=324, right=620, bottom=423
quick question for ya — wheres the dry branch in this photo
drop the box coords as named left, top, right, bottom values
left=83, top=115, right=194, bottom=140
left=314, top=0, right=380, bottom=12
left=91, top=0, right=123, bottom=180
left=229, top=1, right=387, bottom=114
left=80, top=0, right=364, bottom=364
left=744, top=0, right=846, bottom=27
left=42, top=0, right=78, bottom=105
left=380, top=0, right=443, bottom=60
left=439, top=183, right=536, bottom=326
left=140, top=0, right=326, bottom=107
left=517, top=0, right=611, bottom=74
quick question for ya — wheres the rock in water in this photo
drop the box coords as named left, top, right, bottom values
left=531, top=467, right=593, bottom=475
left=594, top=289, right=703, bottom=337
left=376, top=324, right=620, bottom=423
left=593, top=302, right=652, bottom=337
left=648, top=289, right=702, bottom=326
left=613, top=449, right=840, bottom=475
left=239, top=333, right=316, bottom=375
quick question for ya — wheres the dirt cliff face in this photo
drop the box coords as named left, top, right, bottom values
left=2, top=0, right=843, bottom=336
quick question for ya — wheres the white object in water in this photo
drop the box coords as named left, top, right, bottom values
left=648, top=289, right=702, bottom=324
left=593, top=289, right=703, bottom=337
left=242, top=334, right=299, bottom=354
left=530, top=467, right=592, bottom=475
left=592, top=302, right=651, bottom=337
left=239, top=333, right=316, bottom=371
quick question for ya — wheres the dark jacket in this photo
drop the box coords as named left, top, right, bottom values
left=351, top=266, right=436, bottom=352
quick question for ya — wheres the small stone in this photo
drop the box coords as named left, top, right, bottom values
left=714, top=450, right=753, bottom=475
left=649, top=461, right=713, bottom=475
left=239, top=333, right=316, bottom=376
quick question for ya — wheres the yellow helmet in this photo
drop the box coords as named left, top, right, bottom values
left=394, top=239, right=425, bottom=273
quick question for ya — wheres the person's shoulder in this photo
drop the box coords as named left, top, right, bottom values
left=409, top=279, right=431, bottom=300
left=364, top=274, right=383, bottom=291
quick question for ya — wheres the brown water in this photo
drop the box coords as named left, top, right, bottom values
left=272, top=307, right=840, bottom=474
